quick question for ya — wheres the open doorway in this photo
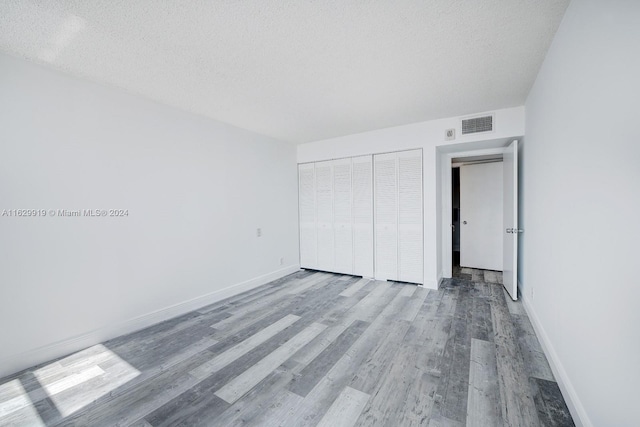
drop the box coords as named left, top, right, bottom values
left=450, top=154, right=504, bottom=284
left=436, top=138, right=523, bottom=301
left=451, top=167, right=461, bottom=267
left=438, top=140, right=520, bottom=299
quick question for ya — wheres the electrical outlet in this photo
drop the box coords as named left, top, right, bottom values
left=256, top=228, right=262, bottom=237
left=279, top=257, right=284, bottom=265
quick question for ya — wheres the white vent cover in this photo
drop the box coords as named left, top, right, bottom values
left=461, top=115, right=494, bottom=135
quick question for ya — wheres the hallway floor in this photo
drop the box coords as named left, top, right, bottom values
left=452, top=265, right=503, bottom=285
left=0, top=270, right=574, bottom=426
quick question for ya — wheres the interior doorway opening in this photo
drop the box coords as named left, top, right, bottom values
left=440, top=144, right=507, bottom=280
left=452, top=154, right=504, bottom=271
left=437, top=139, right=520, bottom=300
left=451, top=167, right=461, bottom=268
left=451, top=155, right=504, bottom=284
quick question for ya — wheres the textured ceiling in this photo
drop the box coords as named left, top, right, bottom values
left=0, top=1, right=569, bottom=143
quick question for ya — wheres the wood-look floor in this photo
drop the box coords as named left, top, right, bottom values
left=0, top=270, right=574, bottom=426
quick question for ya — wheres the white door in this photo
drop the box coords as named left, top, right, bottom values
left=374, top=152, right=398, bottom=281
left=352, top=155, right=374, bottom=277
left=298, top=163, right=316, bottom=269
left=397, top=149, right=423, bottom=284
left=315, top=160, right=334, bottom=271
left=503, top=140, right=519, bottom=300
left=460, top=162, right=503, bottom=271
left=333, top=158, right=353, bottom=274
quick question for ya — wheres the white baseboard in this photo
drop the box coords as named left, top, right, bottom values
left=0, top=264, right=300, bottom=380
left=518, top=281, right=592, bottom=427
left=424, top=277, right=440, bottom=290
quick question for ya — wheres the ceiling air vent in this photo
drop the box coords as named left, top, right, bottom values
left=461, top=115, right=494, bottom=135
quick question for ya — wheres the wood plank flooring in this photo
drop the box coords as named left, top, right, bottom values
left=0, top=270, right=574, bottom=426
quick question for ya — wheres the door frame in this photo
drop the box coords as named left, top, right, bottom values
left=439, top=146, right=507, bottom=280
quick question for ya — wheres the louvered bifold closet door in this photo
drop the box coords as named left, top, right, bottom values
left=315, top=160, right=335, bottom=272
left=374, top=153, right=399, bottom=281
left=298, top=163, right=317, bottom=269
left=398, top=149, right=423, bottom=284
left=333, top=158, right=353, bottom=274
left=352, top=155, right=374, bottom=277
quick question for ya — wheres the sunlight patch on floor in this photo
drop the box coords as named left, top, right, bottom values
left=34, top=344, right=140, bottom=417
left=0, top=379, right=45, bottom=426
left=0, top=344, right=141, bottom=423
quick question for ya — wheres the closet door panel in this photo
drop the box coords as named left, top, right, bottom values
left=333, top=158, right=353, bottom=274
left=398, top=149, right=423, bottom=284
left=300, top=149, right=421, bottom=283
left=352, top=155, right=374, bottom=277
left=315, top=160, right=334, bottom=271
left=374, top=153, right=398, bottom=281
left=298, top=163, right=316, bottom=269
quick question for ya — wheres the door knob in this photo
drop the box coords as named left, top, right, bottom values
left=506, top=228, right=513, bottom=233
left=463, top=221, right=467, bottom=225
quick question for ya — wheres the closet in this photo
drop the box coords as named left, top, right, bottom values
left=298, top=149, right=422, bottom=284
left=352, top=156, right=374, bottom=277
left=315, top=160, right=334, bottom=271
left=298, top=156, right=373, bottom=277
left=298, top=162, right=316, bottom=269
left=374, top=149, right=423, bottom=283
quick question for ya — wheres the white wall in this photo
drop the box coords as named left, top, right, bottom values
left=0, top=53, right=299, bottom=378
left=298, top=107, right=525, bottom=288
left=522, top=1, right=640, bottom=426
